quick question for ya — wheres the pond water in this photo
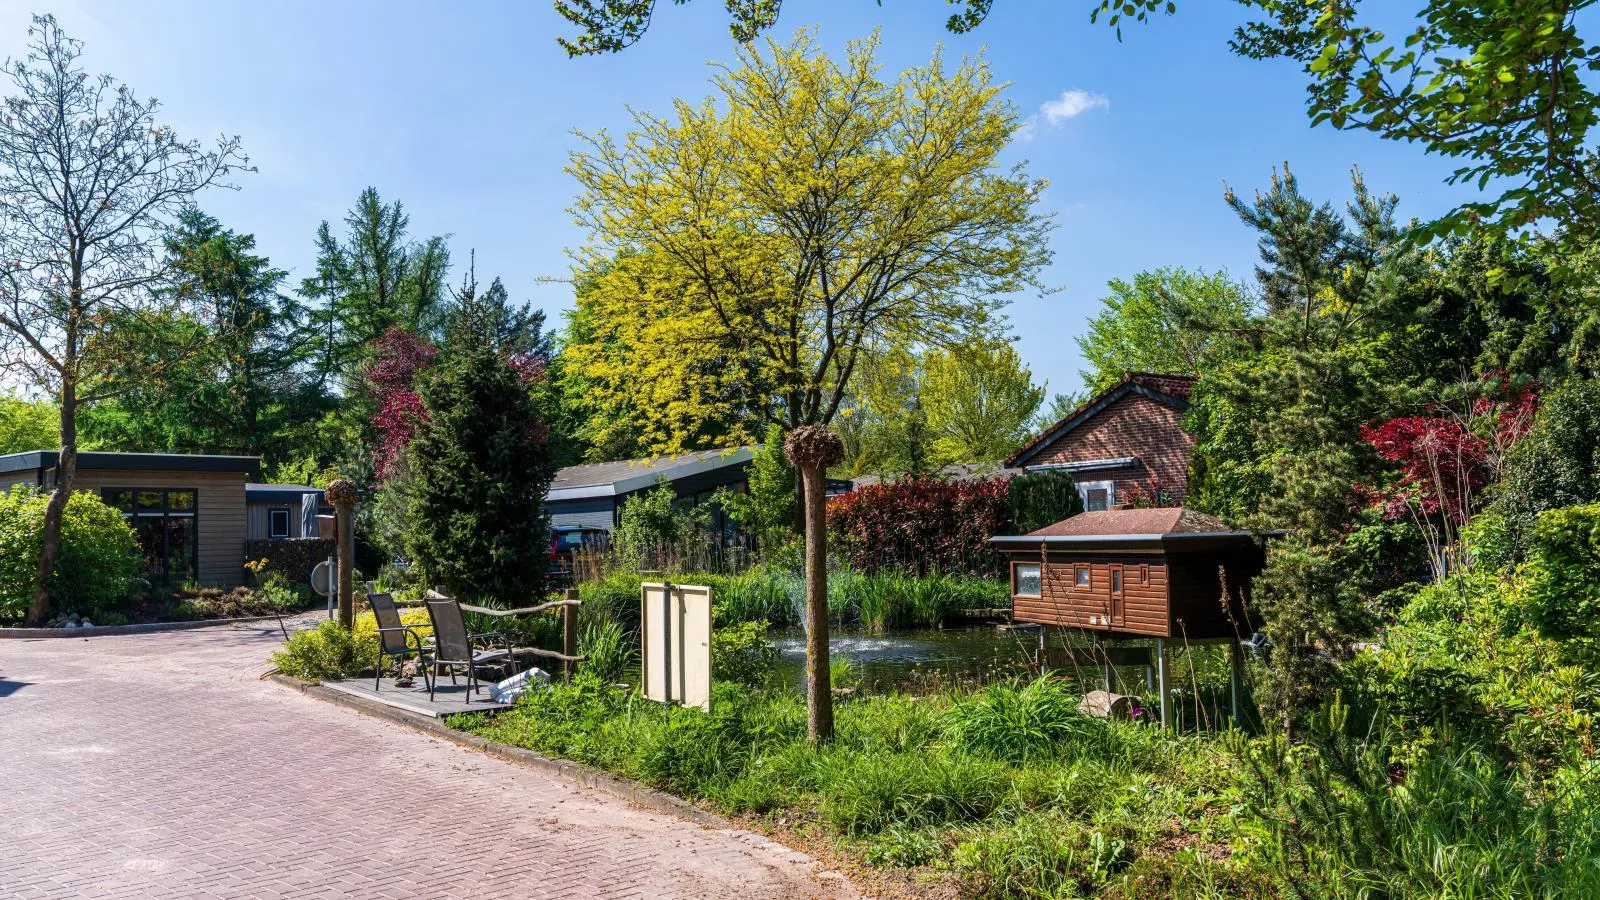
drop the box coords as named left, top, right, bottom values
left=769, top=624, right=1041, bottom=692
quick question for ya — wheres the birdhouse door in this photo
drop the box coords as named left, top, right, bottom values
left=1107, top=563, right=1125, bottom=628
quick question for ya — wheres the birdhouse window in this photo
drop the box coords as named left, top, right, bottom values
left=1014, top=563, right=1041, bottom=597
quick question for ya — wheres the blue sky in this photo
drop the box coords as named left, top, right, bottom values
left=5, top=0, right=1477, bottom=400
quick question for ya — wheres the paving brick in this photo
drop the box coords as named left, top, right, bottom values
left=0, top=618, right=853, bottom=899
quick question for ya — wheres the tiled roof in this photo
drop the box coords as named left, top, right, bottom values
left=1027, top=507, right=1230, bottom=537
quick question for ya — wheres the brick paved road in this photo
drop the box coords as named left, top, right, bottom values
left=0, top=620, right=854, bottom=899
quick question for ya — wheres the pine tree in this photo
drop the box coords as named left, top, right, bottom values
left=404, top=275, right=557, bottom=605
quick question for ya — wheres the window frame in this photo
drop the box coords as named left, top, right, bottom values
left=101, top=486, right=200, bottom=582
left=1078, top=479, right=1115, bottom=512
left=1011, top=561, right=1042, bottom=598
left=1074, top=565, right=1091, bottom=589
left=268, top=507, right=291, bottom=539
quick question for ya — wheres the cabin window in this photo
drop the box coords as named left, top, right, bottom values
left=268, top=507, right=291, bottom=539
left=1139, top=564, right=1149, bottom=585
left=1078, top=480, right=1114, bottom=512
left=102, top=487, right=198, bottom=582
left=1075, top=566, right=1090, bottom=588
left=1111, top=568, right=1123, bottom=594
left=1014, top=563, right=1041, bottom=597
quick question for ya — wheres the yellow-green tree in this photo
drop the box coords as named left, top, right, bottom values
left=564, top=30, right=1052, bottom=456
left=922, top=337, right=1045, bottom=466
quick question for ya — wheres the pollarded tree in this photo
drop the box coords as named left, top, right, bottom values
left=404, top=276, right=558, bottom=605
left=564, top=30, right=1052, bottom=456
left=0, top=16, right=248, bottom=623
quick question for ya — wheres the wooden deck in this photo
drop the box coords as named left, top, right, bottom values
left=320, top=676, right=512, bottom=718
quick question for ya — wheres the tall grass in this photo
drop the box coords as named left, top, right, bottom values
left=456, top=675, right=1231, bottom=897
left=573, top=565, right=1008, bottom=631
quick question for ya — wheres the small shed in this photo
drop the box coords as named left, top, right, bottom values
left=989, top=507, right=1265, bottom=727
left=989, top=507, right=1263, bottom=640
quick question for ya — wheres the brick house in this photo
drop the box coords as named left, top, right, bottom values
left=1006, top=372, right=1197, bottom=510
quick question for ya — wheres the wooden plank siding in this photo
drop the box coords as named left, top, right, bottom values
left=1013, top=555, right=1172, bottom=638
left=246, top=502, right=310, bottom=540
left=68, top=469, right=248, bottom=586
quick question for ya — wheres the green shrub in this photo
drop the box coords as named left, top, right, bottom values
left=273, top=610, right=432, bottom=681
left=578, top=571, right=645, bottom=629
left=942, top=678, right=1088, bottom=763
left=711, top=617, right=779, bottom=687
left=1236, top=695, right=1600, bottom=898
left=1493, top=377, right=1600, bottom=562
left=1006, top=467, right=1084, bottom=534
left=274, top=619, right=365, bottom=681
left=0, top=487, right=140, bottom=622
left=1524, top=503, right=1600, bottom=665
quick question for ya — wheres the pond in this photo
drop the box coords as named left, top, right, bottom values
left=769, top=624, right=1042, bottom=693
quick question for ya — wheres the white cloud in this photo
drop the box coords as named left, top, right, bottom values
left=1040, top=89, right=1110, bottom=124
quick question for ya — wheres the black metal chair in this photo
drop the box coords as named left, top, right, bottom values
left=423, top=596, right=513, bottom=702
left=369, top=589, right=432, bottom=693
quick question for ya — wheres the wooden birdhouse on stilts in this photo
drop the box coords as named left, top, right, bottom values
left=990, top=507, right=1265, bottom=729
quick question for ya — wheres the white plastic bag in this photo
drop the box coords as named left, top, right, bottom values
left=488, top=666, right=551, bottom=703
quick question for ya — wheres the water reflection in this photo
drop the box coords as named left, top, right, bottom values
left=770, top=625, right=1038, bottom=692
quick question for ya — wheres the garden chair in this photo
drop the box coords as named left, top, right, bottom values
left=423, top=595, right=514, bottom=702
left=368, top=588, right=433, bottom=694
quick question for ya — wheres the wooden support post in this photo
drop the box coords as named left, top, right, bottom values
left=563, top=588, right=579, bottom=682
left=1230, top=640, right=1245, bottom=729
left=1156, top=638, right=1170, bottom=730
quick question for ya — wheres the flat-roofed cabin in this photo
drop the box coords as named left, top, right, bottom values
left=990, top=507, right=1263, bottom=641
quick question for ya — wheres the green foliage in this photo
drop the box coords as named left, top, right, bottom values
left=1227, top=0, right=1600, bottom=247
left=273, top=609, right=433, bottom=681
left=274, top=620, right=363, bottom=681
left=0, top=396, right=57, bottom=454
left=564, top=31, right=1051, bottom=453
left=299, top=187, right=452, bottom=387
left=1492, top=378, right=1600, bottom=563
left=713, top=425, right=794, bottom=549
left=710, top=617, right=779, bottom=687
left=578, top=619, right=635, bottom=684
left=612, top=478, right=710, bottom=563
left=921, top=336, right=1046, bottom=466
left=1251, top=536, right=1369, bottom=731
left=941, top=678, right=1088, bottom=763
left=404, top=278, right=557, bottom=605
left=459, top=674, right=1232, bottom=896
left=0, top=488, right=137, bottom=623
left=1076, top=267, right=1253, bottom=392
left=1006, top=468, right=1084, bottom=534
left=1525, top=504, right=1600, bottom=667
left=1236, top=695, right=1600, bottom=898
left=554, top=0, right=996, bottom=55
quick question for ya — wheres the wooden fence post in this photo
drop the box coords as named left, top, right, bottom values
left=564, top=587, right=579, bottom=681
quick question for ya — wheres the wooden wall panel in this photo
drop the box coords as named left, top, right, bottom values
left=70, top=469, right=248, bottom=586
left=1012, top=555, right=1172, bottom=638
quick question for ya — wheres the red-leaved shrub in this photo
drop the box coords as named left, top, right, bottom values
left=827, top=475, right=1012, bottom=576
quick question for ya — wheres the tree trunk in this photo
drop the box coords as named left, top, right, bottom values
left=28, top=381, right=77, bottom=625
left=802, top=464, right=833, bottom=744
